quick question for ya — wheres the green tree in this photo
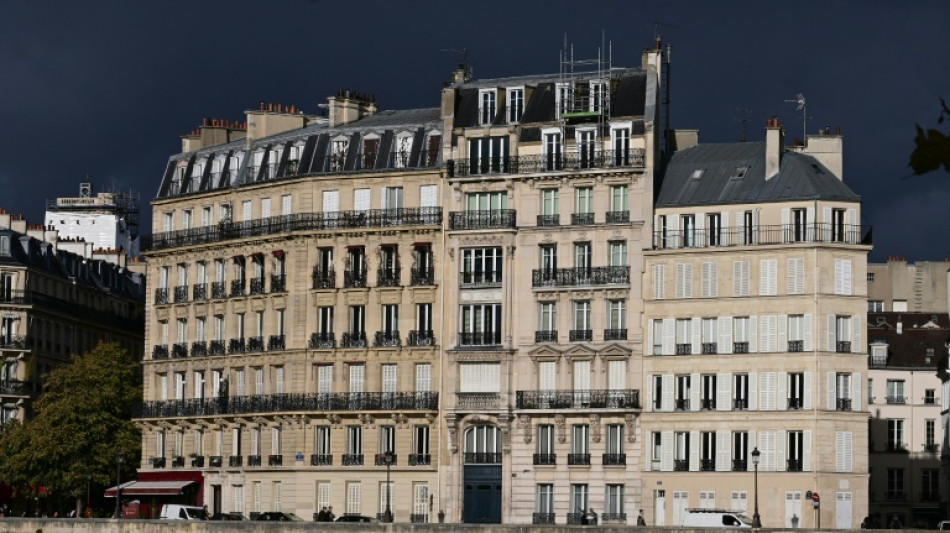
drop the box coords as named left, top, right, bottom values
left=0, top=342, right=141, bottom=515
left=910, top=98, right=950, bottom=174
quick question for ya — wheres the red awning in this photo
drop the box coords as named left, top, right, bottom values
left=272, top=250, right=285, bottom=258
left=412, top=242, right=431, bottom=247
left=104, top=480, right=195, bottom=498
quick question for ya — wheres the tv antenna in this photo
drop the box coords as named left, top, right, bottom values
left=440, top=47, right=468, bottom=66
left=784, top=93, right=807, bottom=142
left=723, top=105, right=755, bottom=142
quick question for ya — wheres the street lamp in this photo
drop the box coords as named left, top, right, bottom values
left=85, top=470, right=92, bottom=513
left=751, top=447, right=761, bottom=528
left=114, top=451, right=124, bottom=519
left=383, top=449, right=394, bottom=523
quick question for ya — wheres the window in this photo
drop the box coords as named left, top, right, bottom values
left=733, top=431, right=749, bottom=471
left=413, top=425, right=430, bottom=463
left=538, top=303, right=557, bottom=334
left=461, top=247, right=503, bottom=286
left=537, top=424, right=555, bottom=460
left=742, top=210, right=755, bottom=245
left=346, top=482, right=361, bottom=516
left=831, top=208, right=846, bottom=242
left=574, top=242, right=591, bottom=270
left=556, top=83, right=574, bottom=117
left=571, top=424, right=590, bottom=458
left=536, top=484, right=554, bottom=515
left=868, top=300, right=884, bottom=312
left=610, top=185, right=628, bottom=215
left=787, top=431, right=804, bottom=471
left=701, top=374, right=716, bottom=410
left=733, top=374, right=749, bottom=410
left=791, top=208, right=807, bottom=241
left=508, top=87, right=524, bottom=123
left=346, top=426, right=363, bottom=456
left=733, top=260, right=750, bottom=296
left=926, top=419, right=936, bottom=447
left=651, top=320, right=663, bottom=355
left=575, top=187, right=593, bottom=216
left=315, top=426, right=331, bottom=458
left=609, top=241, right=627, bottom=266
left=835, top=315, right=852, bottom=352
left=607, top=300, right=626, bottom=332
left=572, top=301, right=591, bottom=337
left=701, top=318, right=717, bottom=354
left=787, top=257, right=805, bottom=294
left=606, top=424, right=625, bottom=456
left=788, top=315, right=804, bottom=351
left=394, top=133, right=413, bottom=168
left=706, top=213, right=721, bottom=246
left=681, top=214, right=696, bottom=247
left=479, top=89, right=497, bottom=125
left=675, top=319, right=691, bottom=355
left=606, top=485, right=625, bottom=516
left=589, top=81, right=606, bottom=112
left=468, top=139, right=509, bottom=175
left=887, top=468, right=904, bottom=499
left=789, top=372, right=805, bottom=409
left=0, top=236, right=8, bottom=255
left=379, top=426, right=395, bottom=455
left=331, top=138, right=348, bottom=171
left=348, top=305, right=365, bottom=335
left=760, top=259, right=777, bottom=296
left=570, top=484, right=589, bottom=517
left=651, top=431, right=662, bottom=470
left=925, top=389, right=936, bottom=405
left=674, top=432, right=690, bottom=470
left=577, top=129, right=596, bottom=168
left=675, top=262, right=693, bottom=298
left=700, top=432, right=716, bottom=471
left=458, top=304, right=502, bottom=345
left=675, top=375, right=691, bottom=410
left=887, top=419, right=904, bottom=451
left=540, top=189, right=559, bottom=218
left=893, top=300, right=908, bottom=312
left=612, top=127, right=631, bottom=165
left=653, top=264, right=665, bottom=299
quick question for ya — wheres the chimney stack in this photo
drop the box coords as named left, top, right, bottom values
left=327, top=90, right=377, bottom=128
left=765, top=117, right=784, bottom=180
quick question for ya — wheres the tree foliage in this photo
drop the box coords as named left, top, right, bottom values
left=910, top=98, right=950, bottom=175
left=0, top=342, right=141, bottom=501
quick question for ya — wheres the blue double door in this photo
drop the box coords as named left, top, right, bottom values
left=463, top=465, right=502, bottom=523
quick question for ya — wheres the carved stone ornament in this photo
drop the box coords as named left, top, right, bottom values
left=625, top=413, right=638, bottom=443
left=519, top=415, right=532, bottom=444
left=555, top=414, right=566, bottom=444
left=590, top=414, right=601, bottom=443
left=447, top=415, right=459, bottom=454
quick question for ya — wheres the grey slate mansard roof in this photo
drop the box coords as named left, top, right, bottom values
left=656, top=142, right=861, bottom=208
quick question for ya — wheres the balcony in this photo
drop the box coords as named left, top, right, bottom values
left=341, top=332, right=367, bottom=348
left=249, top=278, right=265, bottom=295
left=0, top=336, right=31, bottom=351
left=569, top=329, right=592, bottom=342
left=567, top=513, right=585, bottom=525
left=887, top=443, right=908, bottom=453
left=134, top=392, right=439, bottom=419
left=410, top=266, right=435, bottom=286
left=406, top=330, right=435, bottom=347
left=787, top=459, right=803, bottom=472
left=0, top=380, right=32, bottom=396
left=606, top=210, right=629, bottom=224
left=267, top=335, right=285, bottom=351
left=571, top=213, right=595, bottom=225
left=602, top=513, right=627, bottom=523
left=172, top=343, right=188, bottom=359
left=536, top=214, right=560, bottom=227
left=535, top=330, right=558, bottom=342
left=602, top=453, right=626, bottom=466
left=268, top=454, right=282, bottom=467
left=152, top=345, right=169, bottom=360
left=343, top=268, right=367, bottom=288
left=701, top=398, right=716, bottom=411
left=653, top=222, right=872, bottom=250
left=209, top=456, right=223, bottom=467
left=409, top=454, right=431, bottom=466
left=532, top=266, right=630, bottom=287
left=733, top=398, right=748, bottom=410
left=676, top=343, right=693, bottom=355
left=886, top=396, right=906, bottom=405
left=460, top=271, right=503, bottom=288
left=732, top=459, right=747, bottom=472
left=700, top=458, right=715, bottom=472
left=0, top=289, right=29, bottom=305
left=673, top=459, right=688, bottom=471
left=149, top=209, right=444, bottom=250
left=533, top=453, right=557, bottom=465
left=192, top=283, right=208, bottom=300
left=209, top=340, right=225, bottom=355
left=533, top=513, right=556, bottom=525
left=925, top=443, right=939, bottom=453
left=410, top=514, right=429, bottom=524
left=174, top=286, right=188, bottom=303
left=312, top=268, right=335, bottom=289
left=568, top=453, right=591, bottom=466
left=246, top=336, right=264, bottom=353
left=458, top=330, right=501, bottom=347
left=456, top=392, right=501, bottom=410
left=921, top=490, right=940, bottom=501
left=152, top=457, right=166, bottom=469
left=230, top=279, right=245, bottom=297
left=270, top=274, right=286, bottom=293
left=448, top=209, right=517, bottom=230
left=515, top=389, right=640, bottom=410
left=228, top=338, right=245, bottom=354
left=788, top=340, right=804, bottom=352
left=449, top=150, right=645, bottom=178
left=377, top=269, right=401, bottom=287
left=191, top=455, right=205, bottom=468
left=211, top=281, right=227, bottom=299
left=463, top=452, right=502, bottom=464
left=733, top=341, right=749, bottom=354
left=311, top=454, right=333, bottom=466
left=675, top=399, right=690, bottom=411
left=342, top=454, right=364, bottom=466
left=836, top=341, right=851, bottom=353
left=374, top=331, right=401, bottom=348
left=788, top=398, right=803, bottom=410
left=229, top=456, right=243, bottom=467
left=375, top=453, right=398, bottom=466
left=604, top=328, right=627, bottom=341
left=154, top=288, right=169, bottom=305
left=836, top=398, right=852, bottom=411
left=248, top=455, right=262, bottom=467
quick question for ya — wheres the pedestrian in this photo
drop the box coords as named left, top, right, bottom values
left=638, top=509, right=647, bottom=526
left=587, top=508, right=598, bottom=525
left=327, top=505, right=336, bottom=521
left=317, top=506, right=328, bottom=522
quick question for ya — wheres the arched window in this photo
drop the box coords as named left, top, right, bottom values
left=464, top=425, right=501, bottom=464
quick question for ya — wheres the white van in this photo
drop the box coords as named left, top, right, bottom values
left=682, top=508, right=754, bottom=528
left=159, top=504, right=208, bottom=520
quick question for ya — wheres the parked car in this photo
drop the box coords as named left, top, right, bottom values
left=682, top=508, right=753, bottom=528
left=256, top=511, right=305, bottom=522
left=211, top=512, right=247, bottom=520
left=159, top=504, right=208, bottom=520
left=937, top=520, right=950, bottom=530
left=336, top=514, right=380, bottom=523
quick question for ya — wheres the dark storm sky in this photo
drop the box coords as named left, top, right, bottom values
left=1, top=1, right=948, bottom=262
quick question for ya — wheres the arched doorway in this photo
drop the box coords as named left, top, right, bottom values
left=462, top=425, right=502, bottom=523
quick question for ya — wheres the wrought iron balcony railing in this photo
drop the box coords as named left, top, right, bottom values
left=532, top=266, right=630, bottom=287
left=268, top=454, right=282, bottom=467
left=410, top=513, right=429, bottom=524
left=228, top=338, right=245, bottom=354
left=675, top=399, right=690, bottom=411
left=886, top=396, right=906, bottom=405
left=191, top=456, right=204, bottom=468
left=230, top=279, right=245, bottom=297
left=149, top=208, right=443, bottom=250
left=701, top=458, right=716, bottom=472
left=836, top=398, right=852, bottom=411
left=448, top=149, right=646, bottom=178
left=152, top=345, right=169, bottom=360
left=674, top=459, right=688, bottom=471
left=463, top=452, right=502, bottom=464
left=248, top=455, right=262, bottom=467
left=246, top=336, right=264, bottom=353
left=408, top=454, right=431, bottom=466
left=310, top=332, right=336, bottom=349
left=606, top=210, right=629, bottom=224
left=209, top=340, right=225, bottom=355
left=374, top=331, right=401, bottom=348
left=567, top=513, right=585, bottom=525
left=189, top=341, right=207, bottom=356
left=133, top=391, right=440, bottom=418
left=410, top=265, right=435, bottom=286
left=570, top=329, right=592, bottom=342
left=448, top=209, right=517, bottom=230
left=702, top=342, right=717, bottom=355
left=788, top=398, right=803, bottom=410
left=311, top=454, right=332, bottom=466
left=192, top=283, right=207, bottom=300
left=533, top=453, right=557, bottom=465
left=377, top=269, right=400, bottom=287
left=211, top=281, right=227, bottom=299
left=733, top=341, right=749, bottom=353
left=836, top=341, right=852, bottom=353
left=154, top=288, right=169, bottom=305
left=0, top=289, right=29, bottom=305
left=343, top=268, right=367, bottom=288
left=456, top=392, right=501, bottom=409
left=732, top=459, right=747, bottom=471
left=787, top=459, right=803, bottom=472
left=602, top=513, right=626, bottom=522
left=533, top=513, right=556, bottom=525
left=267, top=335, right=285, bottom=351
left=270, top=274, right=286, bottom=293
left=249, top=278, right=265, bottom=295
left=535, top=330, right=558, bottom=342
left=0, top=336, right=30, bottom=351
left=209, top=456, right=223, bottom=467
left=515, top=389, right=640, bottom=410
left=571, top=212, right=595, bottom=225
left=0, top=380, right=32, bottom=396
left=788, top=340, right=804, bottom=352
left=312, top=268, right=335, bottom=289
left=229, top=456, right=243, bottom=467
left=733, top=398, right=749, bottom=410
left=604, top=328, right=627, bottom=341
left=407, top=330, right=435, bottom=347
left=341, top=331, right=367, bottom=348
left=568, top=453, right=590, bottom=465
left=602, top=453, right=626, bottom=465
left=458, top=330, right=502, bottom=347
left=174, top=286, right=188, bottom=303
left=676, top=343, right=692, bottom=355
left=152, top=457, right=166, bottom=468
left=342, top=454, right=364, bottom=466
left=701, top=398, right=716, bottom=411
left=537, top=214, right=560, bottom=227
left=172, top=343, right=188, bottom=358
left=375, top=453, right=398, bottom=466
left=653, top=222, right=872, bottom=250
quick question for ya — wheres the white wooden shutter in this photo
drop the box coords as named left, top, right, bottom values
left=322, top=190, right=339, bottom=212
left=852, top=316, right=862, bottom=354
left=691, top=318, right=702, bottom=355
left=802, top=430, right=812, bottom=471
left=853, top=372, right=862, bottom=411
left=760, top=373, right=775, bottom=411
left=718, top=317, right=732, bottom=354
left=803, top=314, right=814, bottom=352
left=781, top=208, right=790, bottom=243
left=354, top=188, right=370, bottom=212
left=749, top=372, right=757, bottom=410
left=573, top=360, right=591, bottom=390
left=539, top=361, right=556, bottom=390
left=823, top=207, right=833, bottom=241
left=805, top=206, right=815, bottom=240
left=835, top=431, right=853, bottom=472
left=803, top=372, right=813, bottom=410
left=347, top=483, right=362, bottom=515
left=775, top=430, right=786, bottom=471
left=662, top=375, right=674, bottom=411
left=749, top=316, right=758, bottom=353
left=717, top=372, right=732, bottom=412
left=689, top=430, right=700, bottom=471
left=689, top=373, right=701, bottom=411
left=261, top=198, right=271, bottom=219
left=281, top=195, right=291, bottom=215
left=716, top=431, right=730, bottom=471
left=778, top=314, right=787, bottom=353
left=695, top=214, right=705, bottom=243
left=787, top=257, right=803, bottom=294
left=760, top=259, right=777, bottom=296
left=827, top=372, right=837, bottom=410
left=777, top=371, right=788, bottom=411
left=349, top=364, right=364, bottom=393
left=661, top=431, right=674, bottom=471
left=662, top=319, right=675, bottom=356
left=760, top=431, right=775, bottom=471
left=646, top=378, right=653, bottom=413
left=668, top=215, right=679, bottom=247
left=420, top=185, right=438, bottom=208
left=843, top=258, right=852, bottom=295
left=721, top=211, right=730, bottom=245
left=608, top=360, right=626, bottom=390
left=654, top=264, right=666, bottom=299
left=827, top=315, right=837, bottom=352
left=702, top=261, right=718, bottom=298
left=382, top=364, right=397, bottom=393
left=647, top=319, right=655, bottom=356
left=415, top=364, right=431, bottom=392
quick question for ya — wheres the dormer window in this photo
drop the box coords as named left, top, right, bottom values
left=870, top=343, right=888, bottom=366
left=691, top=169, right=705, bottom=180
left=423, top=133, right=441, bottom=167
left=286, top=143, right=303, bottom=175
left=507, top=87, right=524, bottom=124
left=0, top=236, right=9, bottom=256
left=394, top=133, right=413, bottom=168
left=331, top=138, right=349, bottom=172
left=479, top=89, right=497, bottom=126
left=362, top=135, right=380, bottom=169
left=556, top=83, right=574, bottom=118
left=589, top=81, right=606, bottom=113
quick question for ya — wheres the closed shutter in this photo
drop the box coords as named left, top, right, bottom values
left=760, top=431, right=775, bottom=471
left=702, top=261, right=717, bottom=298
left=573, top=360, right=591, bottom=390
left=653, top=264, right=665, bottom=299
left=261, top=198, right=271, bottom=219
left=788, top=257, right=804, bottom=294
left=716, top=431, right=730, bottom=471
left=803, top=314, right=814, bottom=351
left=322, top=190, right=339, bottom=212
left=843, top=431, right=853, bottom=471
left=827, top=315, right=837, bottom=352
left=354, top=188, right=370, bottom=212
left=823, top=207, right=833, bottom=240
left=749, top=316, right=758, bottom=353
left=415, top=363, right=431, bottom=392
left=691, top=318, right=702, bottom=355
left=689, top=373, right=701, bottom=412
left=275, top=367, right=284, bottom=394
left=349, top=365, right=364, bottom=393
left=852, top=316, right=862, bottom=354
left=827, top=372, right=837, bottom=410
left=662, top=319, right=675, bottom=356
left=420, top=185, right=438, bottom=208
left=662, top=375, right=674, bottom=411
left=382, top=364, right=397, bottom=393
left=760, top=259, right=777, bottom=296
left=778, top=314, right=787, bottom=353
left=684, top=263, right=693, bottom=298
left=281, top=195, right=291, bottom=215
left=735, top=211, right=744, bottom=244
left=853, top=372, right=862, bottom=410
left=803, top=372, right=813, bottom=409
left=733, top=260, right=750, bottom=297
left=836, top=431, right=853, bottom=472
left=802, top=430, right=812, bottom=471
left=459, top=363, right=500, bottom=393
left=608, top=360, right=626, bottom=390
left=661, top=431, right=674, bottom=471
left=760, top=373, right=775, bottom=411
left=647, top=319, right=654, bottom=356
left=775, top=430, right=786, bottom=472
left=781, top=208, right=790, bottom=242
left=759, top=316, right=772, bottom=352
left=717, top=372, right=732, bottom=412
left=719, top=317, right=733, bottom=354
left=689, top=430, right=700, bottom=471
left=721, top=211, right=730, bottom=245
left=805, top=206, right=815, bottom=240
left=748, top=373, right=757, bottom=410
left=539, top=361, right=556, bottom=390
left=695, top=213, right=705, bottom=243
left=777, top=372, right=787, bottom=411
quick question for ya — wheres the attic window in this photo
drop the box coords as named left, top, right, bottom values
left=732, top=166, right=749, bottom=178
left=0, top=236, right=8, bottom=255
left=876, top=315, right=886, bottom=325
left=870, top=344, right=888, bottom=366
left=691, top=169, right=705, bottom=180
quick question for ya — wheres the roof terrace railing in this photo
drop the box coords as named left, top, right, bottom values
left=448, top=149, right=645, bottom=178
left=653, top=223, right=871, bottom=250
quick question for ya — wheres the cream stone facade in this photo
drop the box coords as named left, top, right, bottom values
left=640, top=122, right=870, bottom=529
left=868, top=259, right=950, bottom=314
